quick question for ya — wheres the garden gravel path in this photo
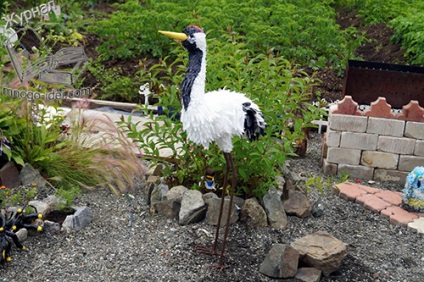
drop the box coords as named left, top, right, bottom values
left=1, top=132, right=423, bottom=282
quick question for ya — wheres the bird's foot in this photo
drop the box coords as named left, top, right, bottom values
left=205, top=262, right=229, bottom=272
left=196, top=245, right=218, bottom=256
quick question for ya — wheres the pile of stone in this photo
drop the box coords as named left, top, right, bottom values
left=145, top=165, right=348, bottom=281
left=259, top=231, right=347, bottom=281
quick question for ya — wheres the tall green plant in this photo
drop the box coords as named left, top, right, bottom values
left=123, top=34, right=325, bottom=199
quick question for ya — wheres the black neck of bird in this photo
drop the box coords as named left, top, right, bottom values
left=181, top=48, right=203, bottom=110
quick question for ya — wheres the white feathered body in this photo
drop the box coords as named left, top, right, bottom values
left=181, top=89, right=262, bottom=153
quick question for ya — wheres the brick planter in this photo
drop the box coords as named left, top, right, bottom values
left=322, top=96, right=424, bottom=184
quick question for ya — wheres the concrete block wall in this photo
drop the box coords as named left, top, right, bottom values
left=322, top=96, right=424, bottom=184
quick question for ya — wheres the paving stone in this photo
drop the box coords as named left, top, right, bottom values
left=377, top=136, right=415, bottom=154
left=337, top=164, right=374, bottom=180
left=356, top=193, right=392, bottom=213
left=366, top=117, right=405, bottom=137
left=381, top=206, right=418, bottom=227
left=355, top=184, right=381, bottom=194
left=329, top=114, right=367, bottom=133
left=361, top=151, right=399, bottom=169
left=405, top=121, right=424, bottom=140
left=408, top=217, right=424, bottom=234
left=330, top=96, right=362, bottom=116
left=396, top=100, right=424, bottom=122
left=374, top=169, right=408, bottom=185
left=398, top=155, right=424, bottom=171
left=364, top=97, right=395, bottom=119
left=335, top=182, right=367, bottom=201
left=414, top=140, right=424, bottom=156
left=327, top=147, right=361, bottom=165
left=374, top=190, right=402, bottom=206
left=326, top=130, right=341, bottom=147
left=340, top=132, right=378, bottom=150
left=322, top=159, right=337, bottom=176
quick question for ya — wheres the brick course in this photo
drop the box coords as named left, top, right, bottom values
left=324, top=97, right=424, bottom=183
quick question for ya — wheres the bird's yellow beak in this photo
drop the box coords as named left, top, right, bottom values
left=159, top=30, right=188, bottom=41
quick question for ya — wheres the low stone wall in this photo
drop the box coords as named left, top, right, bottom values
left=322, top=96, right=424, bottom=184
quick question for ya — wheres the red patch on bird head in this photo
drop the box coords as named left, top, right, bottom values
left=189, top=25, right=203, bottom=33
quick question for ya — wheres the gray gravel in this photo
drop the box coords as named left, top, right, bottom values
left=1, top=132, right=423, bottom=282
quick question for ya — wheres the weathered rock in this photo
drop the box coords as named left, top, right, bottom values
left=0, top=161, right=21, bottom=188
left=167, top=185, right=189, bottom=202
left=19, top=163, right=47, bottom=188
left=153, top=199, right=181, bottom=220
left=206, top=197, right=239, bottom=226
left=262, top=187, right=288, bottom=229
left=16, top=228, right=28, bottom=243
left=202, top=192, right=218, bottom=206
left=283, top=189, right=312, bottom=218
left=291, top=231, right=348, bottom=276
left=179, top=190, right=206, bottom=225
left=42, top=195, right=66, bottom=210
left=295, top=267, right=322, bottom=282
left=240, top=198, right=268, bottom=227
left=43, top=220, right=61, bottom=234
left=229, top=196, right=244, bottom=216
left=150, top=183, right=169, bottom=212
left=62, top=206, right=93, bottom=231
left=259, top=244, right=299, bottom=278
left=28, top=200, right=50, bottom=217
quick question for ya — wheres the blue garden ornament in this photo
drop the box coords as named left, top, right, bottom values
left=402, top=166, right=424, bottom=212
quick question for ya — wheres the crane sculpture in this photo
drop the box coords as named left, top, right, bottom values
left=159, top=26, right=266, bottom=270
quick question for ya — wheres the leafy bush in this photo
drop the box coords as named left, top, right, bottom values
left=122, top=34, right=325, bottom=199
left=88, top=0, right=364, bottom=71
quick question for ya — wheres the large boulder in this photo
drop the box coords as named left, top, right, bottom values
left=262, top=187, right=288, bottom=229
left=259, top=244, right=299, bottom=278
left=240, top=197, right=268, bottom=227
left=205, top=197, right=239, bottom=226
left=291, top=231, right=347, bottom=276
left=179, top=190, right=206, bottom=225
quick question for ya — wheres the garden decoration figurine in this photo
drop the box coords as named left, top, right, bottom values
left=0, top=213, right=26, bottom=263
left=159, top=26, right=266, bottom=270
left=5, top=203, right=44, bottom=232
left=402, top=166, right=424, bottom=212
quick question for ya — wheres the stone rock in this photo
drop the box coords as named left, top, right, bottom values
left=152, top=163, right=165, bottom=176
left=43, top=220, right=61, bottom=234
left=283, top=189, right=312, bottom=218
left=205, top=197, right=239, bottom=226
left=0, top=161, right=21, bottom=188
left=179, top=190, right=206, bottom=225
left=62, top=206, right=93, bottom=231
left=153, top=199, right=181, bottom=220
left=262, top=187, right=288, bottom=229
left=19, top=163, right=47, bottom=188
left=240, top=198, right=268, bottom=227
left=259, top=244, right=299, bottom=278
left=295, top=267, right=322, bottom=282
left=291, top=231, right=348, bottom=276
left=167, top=185, right=189, bottom=203
left=28, top=200, right=50, bottom=217
left=150, top=183, right=169, bottom=210
left=145, top=175, right=160, bottom=205
left=16, top=228, right=28, bottom=243
left=42, top=195, right=66, bottom=210
left=229, top=196, right=244, bottom=216
left=202, top=192, right=218, bottom=206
